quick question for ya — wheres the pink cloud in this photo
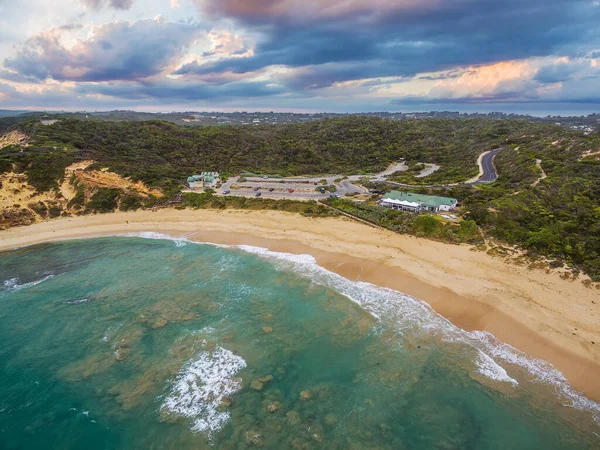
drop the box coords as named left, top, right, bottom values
left=428, top=61, right=538, bottom=100
left=201, top=0, right=441, bottom=20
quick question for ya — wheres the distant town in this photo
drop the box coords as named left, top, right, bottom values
left=1, top=109, right=599, bottom=134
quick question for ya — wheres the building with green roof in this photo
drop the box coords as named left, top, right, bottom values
left=381, top=190, right=457, bottom=213
left=187, top=172, right=221, bottom=189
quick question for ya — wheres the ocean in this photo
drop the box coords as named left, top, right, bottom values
left=0, top=234, right=599, bottom=449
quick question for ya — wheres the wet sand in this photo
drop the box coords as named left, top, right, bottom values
left=0, top=209, right=599, bottom=402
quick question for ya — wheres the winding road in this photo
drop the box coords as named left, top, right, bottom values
left=378, top=148, right=503, bottom=190
left=471, top=148, right=502, bottom=184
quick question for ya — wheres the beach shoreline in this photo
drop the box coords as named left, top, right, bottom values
left=1, top=209, right=599, bottom=403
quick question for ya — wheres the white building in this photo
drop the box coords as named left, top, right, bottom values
left=381, top=191, right=458, bottom=213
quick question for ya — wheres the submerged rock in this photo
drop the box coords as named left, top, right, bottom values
left=138, top=313, right=150, bottom=322
left=139, top=301, right=200, bottom=328
left=112, top=326, right=144, bottom=362
left=245, top=430, right=264, bottom=447
left=291, top=438, right=311, bottom=450
left=266, top=401, right=281, bottom=413
left=152, top=317, right=168, bottom=328
left=287, top=411, right=300, bottom=425
left=325, top=414, right=337, bottom=425
left=311, top=432, right=323, bottom=443
left=262, top=326, right=273, bottom=334
left=259, top=374, right=273, bottom=384
left=115, top=341, right=131, bottom=361
left=115, top=348, right=129, bottom=361
left=251, top=379, right=264, bottom=391
left=220, top=396, right=233, bottom=407
left=59, top=353, right=115, bottom=381
left=300, top=390, right=312, bottom=401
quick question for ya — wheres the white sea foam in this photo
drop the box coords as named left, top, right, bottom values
left=475, top=349, right=518, bottom=384
left=65, top=298, right=90, bottom=305
left=162, top=346, right=246, bottom=437
left=469, top=330, right=600, bottom=418
left=1, top=275, right=54, bottom=293
left=119, top=231, right=192, bottom=247
left=126, top=233, right=600, bottom=422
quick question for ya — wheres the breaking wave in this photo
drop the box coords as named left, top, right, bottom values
left=65, top=298, right=91, bottom=305
left=1, top=275, right=54, bottom=293
left=161, top=346, right=246, bottom=437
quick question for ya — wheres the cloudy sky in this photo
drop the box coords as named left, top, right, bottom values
left=1, top=0, right=599, bottom=113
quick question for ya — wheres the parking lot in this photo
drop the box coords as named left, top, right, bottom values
left=217, top=176, right=358, bottom=200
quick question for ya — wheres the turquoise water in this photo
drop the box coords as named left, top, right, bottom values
left=0, top=235, right=599, bottom=449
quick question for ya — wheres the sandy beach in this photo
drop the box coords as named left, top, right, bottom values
left=1, top=209, right=599, bottom=402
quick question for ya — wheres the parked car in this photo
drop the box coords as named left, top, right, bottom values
left=330, top=194, right=340, bottom=198
left=253, top=187, right=260, bottom=191
left=255, top=192, right=262, bottom=197
left=288, top=188, right=295, bottom=193
left=263, top=175, right=268, bottom=179
left=223, top=189, right=231, bottom=194
left=269, top=188, right=275, bottom=192
left=319, top=187, right=326, bottom=193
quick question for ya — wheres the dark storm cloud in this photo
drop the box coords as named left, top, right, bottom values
left=70, top=77, right=286, bottom=101
left=0, top=75, right=286, bottom=109
left=188, top=0, right=600, bottom=89
left=535, top=62, right=584, bottom=84
left=3, top=19, right=200, bottom=83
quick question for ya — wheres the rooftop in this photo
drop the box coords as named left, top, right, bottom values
left=383, top=191, right=457, bottom=208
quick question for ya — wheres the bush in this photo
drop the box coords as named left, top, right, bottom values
left=414, top=215, right=441, bottom=235
left=26, top=152, right=72, bottom=191
left=28, top=201, right=48, bottom=218
left=67, top=186, right=86, bottom=209
left=48, top=203, right=63, bottom=218
left=0, top=158, right=13, bottom=175
left=87, top=188, right=121, bottom=213
left=119, top=194, right=143, bottom=211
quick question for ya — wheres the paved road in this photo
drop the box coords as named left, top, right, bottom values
left=471, top=148, right=502, bottom=184
left=378, top=149, right=503, bottom=189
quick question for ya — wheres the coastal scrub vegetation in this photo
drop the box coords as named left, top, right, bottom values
left=325, top=198, right=483, bottom=245
left=180, top=192, right=338, bottom=217
left=13, top=116, right=548, bottom=187
left=1, top=116, right=599, bottom=279
left=457, top=136, right=600, bottom=280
